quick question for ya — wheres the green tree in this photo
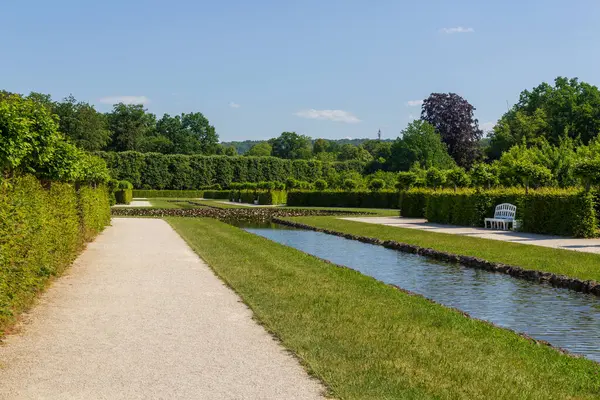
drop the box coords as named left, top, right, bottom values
left=270, top=132, right=312, bottom=159
left=0, top=94, right=62, bottom=174
left=446, top=167, right=470, bottom=192
left=246, top=142, right=272, bottom=157
left=53, top=95, right=111, bottom=151
left=396, top=171, right=417, bottom=190
left=181, top=112, right=219, bottom=154
left=313, top=138, right=330, bottom=154
left=425, top=167, right=446, bottom=190
left=368, top=179, right=385, bottom=191
left=107, top=103, right=156, bottom=152
left=470, top=163, right=499, bottom=189
left=389, top=120, right=456, bottom=171
left=488, top=77, right=600, bottom=157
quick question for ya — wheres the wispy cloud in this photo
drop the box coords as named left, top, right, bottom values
left=294, top=109, right=361, bottom=124
left=407, top=100, right=423, bottom=107
left=480, top=121, right=495, bottom=133
left=440, top=27, right=474, bottom=34
left=229, top=102, right=241, bottom=108
left=99, top=96, right=150, bottom=105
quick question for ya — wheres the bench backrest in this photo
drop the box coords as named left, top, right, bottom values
left=494, top=203, right=516, bottom=219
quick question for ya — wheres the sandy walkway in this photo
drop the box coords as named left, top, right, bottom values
left=343, top=216, right=600, bottom=254
left=112, top=200, right=152, bottom=207
left=0, top=218, right=324, bottom=399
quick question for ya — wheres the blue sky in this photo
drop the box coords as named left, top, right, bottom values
left=2, top=0, right=600, bottom=142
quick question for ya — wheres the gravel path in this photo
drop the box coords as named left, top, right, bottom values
left=0, top=218, right=325, bottom=399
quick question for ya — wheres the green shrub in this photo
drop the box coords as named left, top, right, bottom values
left=399, top=189, right=431, bottom=217
left=257, top=190, right=288, bottom=205
left=114, top=180, right=133, bottom=205
left=424, top=188, right=597, bottom=238
left=343, top=179, right=357, bottom=191
left=368, top=179, right=386, bottom=191
left=315, top=179, right=328, bottom=191
left=0, top=175, right=109, bottom=332
left=287, top=190, right=399, bottom=209
left=97, top=151, right=365, bottom=189
left=203, top=190, right=232, bottom=200
left=132, top=190, right=204, bottom=198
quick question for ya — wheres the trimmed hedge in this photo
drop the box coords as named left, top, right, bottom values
left=203, top=190, right=232, bottom=200
left=0, top=175, right=110, bottom=332
left=132, top=190, right=204, bottom=198
left=258, top=190, right=287, bottom=205
left=399, top=189, right=431, bottom=217
left=287, top=190, right=400, bottom=209
left=97, top=151, right=365, bottom=189
left=114, top=181, right=133, bottom=205
left=424, top=188, right=597, bottom=238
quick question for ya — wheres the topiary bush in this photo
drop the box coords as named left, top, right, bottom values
left=286, top=190, right=399, bottom=209
left=314, top=179, right=328, bottom=191
left=368, top=179, right=386, bottom=192
left=114, top=180, right=133, bottom=205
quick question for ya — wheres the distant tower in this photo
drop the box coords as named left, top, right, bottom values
left=377, top=129, right=382, bottom=141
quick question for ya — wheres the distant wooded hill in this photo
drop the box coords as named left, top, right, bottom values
left=222, top=138, right=394, bottom=154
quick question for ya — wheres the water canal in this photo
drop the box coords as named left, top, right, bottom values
left=244, top=225, right=600, bottom=362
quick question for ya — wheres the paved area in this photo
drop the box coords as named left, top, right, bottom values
left=0, top=218, right=324, bottom=399
left=343, top=216, right=600, bottom=254
left=112, top=200, right=152, bottom=207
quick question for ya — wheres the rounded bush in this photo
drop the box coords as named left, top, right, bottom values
left=315, top=179, right=328, bottom=191
left=369, top=179, right=385, bottom=191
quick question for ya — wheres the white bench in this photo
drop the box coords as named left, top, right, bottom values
left=484, top=203, right=518, bottom=230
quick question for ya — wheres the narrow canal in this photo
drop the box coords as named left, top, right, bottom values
left=244, top=225, right=600, bottom=362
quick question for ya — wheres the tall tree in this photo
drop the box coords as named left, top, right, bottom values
left=421, top=93, right=483, bottom=168
left=246, top=142, right=272, bottom=156
left=107, top=103, right=156, bottom=152
left=270, top=132, right=312, bottom=159
left=180, top=112, right=219, bottom=155
left=488, top=77, right=600, bottom=158
left=53, top=95, right=111, bottom=151
left=389, top=120, right=456, bottom=171
left=313, top=138, right=330, bottom=154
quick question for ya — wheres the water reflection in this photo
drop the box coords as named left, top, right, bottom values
left=245, top=228, right=600, bottom=362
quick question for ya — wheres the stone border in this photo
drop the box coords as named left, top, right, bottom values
left=272, top=218, right=600, bottom=297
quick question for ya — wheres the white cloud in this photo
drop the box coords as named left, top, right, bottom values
left=229, top=102, right=241, bottom=108
left=407, top=100, right=423, bottom=107
left=480, top=121, right=495, bottom=132
left=294, top=109, right=361, bottom=124
left=440, top=27, right=474, bottom=34
left=99, top=96, right=150, bottom=105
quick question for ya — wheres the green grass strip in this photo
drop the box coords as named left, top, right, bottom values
left=289, top=216, right=600, bottom=283
left=167, top=217, right=600, bottom=400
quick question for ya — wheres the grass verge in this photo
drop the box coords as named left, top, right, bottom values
left=287, top=216, right=600, bottom=283
left=167, top=217, right=600, bottom=400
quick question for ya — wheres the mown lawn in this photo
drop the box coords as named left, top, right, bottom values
left=167, top=217, right=600, bottom=400
left=288, top=216, right=600, bottom=283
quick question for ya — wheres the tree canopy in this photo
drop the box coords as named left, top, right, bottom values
left=421, top=93, right=483, bottom=168
left=389, top=120, right=456, bottom=171
left=488, top=77, right=600, bottom=159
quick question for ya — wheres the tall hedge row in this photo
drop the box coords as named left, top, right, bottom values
left=132, top=190, right=204, bottom=198
left=0, top=175, right=110, bottom=331
left=424, top=188, right=596, bottom=238
left=287, top=191, right=400, bottom=209
left=97, top=151, right=365, bottom=189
